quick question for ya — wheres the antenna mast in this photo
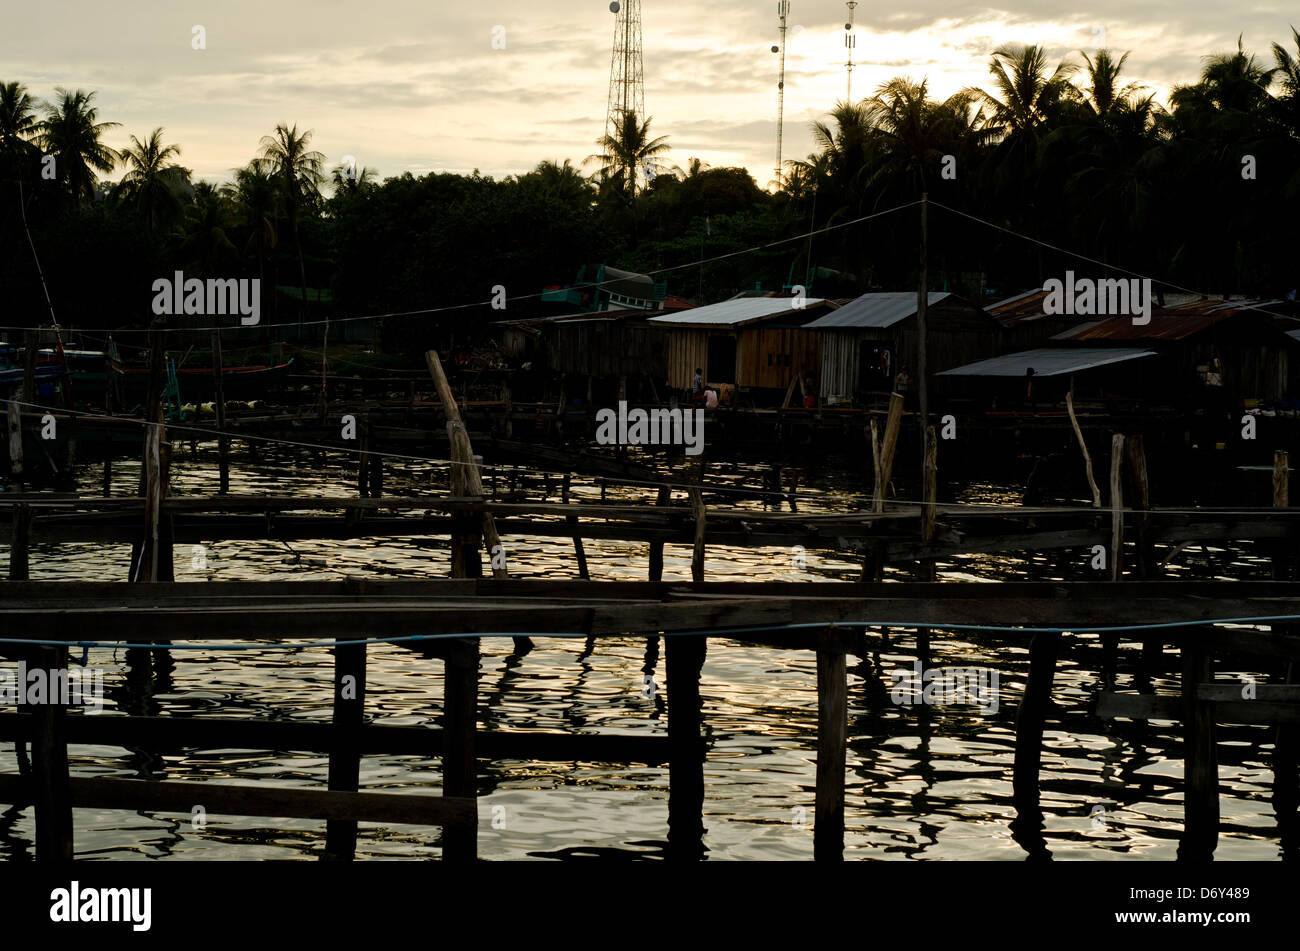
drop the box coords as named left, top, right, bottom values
left=845, top=2, right=858, bottom=101
left=604, top=0, right=646, bottom=190
left=773, top=1, right=790, bottom=190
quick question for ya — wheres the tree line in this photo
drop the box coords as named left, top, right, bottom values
left=1, top=32, right=1297, bottom=355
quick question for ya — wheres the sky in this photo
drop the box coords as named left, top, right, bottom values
left=4, top=1, right=1297, bottom=189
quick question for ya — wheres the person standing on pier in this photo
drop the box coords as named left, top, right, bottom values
left=692, top=367, right=704, bottom=404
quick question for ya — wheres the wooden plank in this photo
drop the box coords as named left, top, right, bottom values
left=0, top=712, right=670, bottom=762
left=0, top=775, right=476, bottom=828
left=814, top=629, right=847, bottom=862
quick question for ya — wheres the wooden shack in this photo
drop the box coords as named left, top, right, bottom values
left=807, top=292, right=1000, bottom=404
left=647, top=294, right=835, bottom=398
left=1051, top=299, right=1299, bottom=405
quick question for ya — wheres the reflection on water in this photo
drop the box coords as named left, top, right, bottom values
left=0, top=444, right=1288, bottom=860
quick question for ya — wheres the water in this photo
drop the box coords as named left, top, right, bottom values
left=0, top=443, right=1288, bottom=860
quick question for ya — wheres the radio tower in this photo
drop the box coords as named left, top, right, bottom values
left=604, top=0, right=646, bottom=189
left=844, top=2, right=858, bottom=101
left=773, top=1, right=790, bottom=190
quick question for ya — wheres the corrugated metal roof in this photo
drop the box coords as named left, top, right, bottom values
left=985, top=288, right=1051, bottom=325
left=937, top=347, right=1157, bottom=377
left=1050, top=299, right=1285, bottom=341
left=805, top=291, right=951, bottom=329
left=647, top=296, right=826, bottom=327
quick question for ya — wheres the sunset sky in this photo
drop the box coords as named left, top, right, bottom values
left=5, top=1, right=1297, bottom=188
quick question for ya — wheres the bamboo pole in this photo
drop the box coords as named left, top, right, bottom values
left=1067, top=387, right=1102, bottom=508
left=1109, top=433, right=1125, bottom=583
left=873, top=392, right=905, bottom=514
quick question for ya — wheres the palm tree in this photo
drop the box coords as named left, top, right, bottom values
left=180, top=181, right=238, bottom=275
left=1078, top=50, right=1144, bottom=120
left=36, top=88, right=120, bottom=204
left=230, top=162, right=280, bottom=293
left=588, top=110, right=671, bottom=198
left=520, top=159, right=592, bottom=206
left=863, top=78, right=992, bottom=196
left=330, top=161, right=376, bottom=195
left=1270, top=27, right=1300, bottom=135
left=257, top=123, right=325, bottom=318
left=968, top=43, right=1078, bottom=142
left=0, top=81, right=39, bottom=170
left=115, top=127, right=185, bottom=236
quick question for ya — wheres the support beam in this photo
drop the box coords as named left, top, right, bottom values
left=666, top=635, right=706, bottom=860
left=324, top=637, right=367, bottom=860
left=441, top=639, right=479, bottom=862
left=814, top=628, right=847, bottom=861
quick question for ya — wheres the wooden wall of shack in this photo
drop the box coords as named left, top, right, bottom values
left=543, top=318, right=667, bottom=380
left=818, top=299, right=1002, bottom=402
left=737, top=327, right=820, bottom=390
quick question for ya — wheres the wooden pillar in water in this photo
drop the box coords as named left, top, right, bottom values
left=666, top=634, right=706, bottom=860
left=562, top=473, right=589, bottom=579
left=690, top=486, right=706, bottom=584
left=7, top=397, right=23, bottom=478
left=1177, top=643, right=1218, bottom=861
left=212, top=329, right=229, bottom=494
left=9, top=502, right=30, bottom=580
left=1012, top=630, right=1061, bottom=856
left=1271, top=451, right=1299, bottom=855
left=442, top=638, right=479, bottom=862
left=815, top=627, right=848, bottom=861
left=916, top=424, right=938, bottom=665
left=648, top=483, right=671, bottom=582
left=31, top=645, right=73, bottom=860
left=324, top=637, right=367, bottom=860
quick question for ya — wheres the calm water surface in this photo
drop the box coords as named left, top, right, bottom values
left=0, top=443, right=1286, bottom=860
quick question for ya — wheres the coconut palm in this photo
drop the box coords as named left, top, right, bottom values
left=1077, top=50, right=1145, bottom=120
left=330, top=161, right=376, bottom=195
left=230, top=162, right=280, bottom=290
left=588, top=110, right=671, bottom=198
left=968, top=43, right=1079, bottom=142
left=257, top=123, right=325, bottom=316
left=0, top=81, right=39, bottom=166
left=180, top=181, right=238, bottom=275
left=36, top=88, right=120, bottom=204
left=115, top=128, right=185, bottom=236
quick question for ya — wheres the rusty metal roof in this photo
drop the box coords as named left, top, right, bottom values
left=985, top=288, right=1050, bottom=325
left=1052, top=300, right=1285, bottom=342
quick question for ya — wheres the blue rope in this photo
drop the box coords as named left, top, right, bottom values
left=2, top=614, right=1298, bottom=653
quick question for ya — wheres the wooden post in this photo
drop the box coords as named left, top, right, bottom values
left=1109, top=433, right=1125, bottom=582
left=648, top=483, right=671, bottom=582
left=815, top=627, right=848, bottom=861
left=211, top=329, right=229, bottom=494
left=1177, top=644, right=1218, bottom=861
left=22, top=329, right=37, bottom=407
left=862, top=417, right=885, bottom=581
left=442, top=638, right=479, bottom=862
left=1011, top=631, right=1061, bottom=851
left=324, top=637, right=367, bottom=860
left=31, top=645, right=73, bottom=860
left=427, top=351, right=530, bottom=652
left=873, top=392, right=905, bottom=514
left=357, top=417, right=369, bottom=501
left=1067, top=387, right=1102, bottom=508
left=917, top=424, right=938, bottom=664
left=916, top=193, right=929, bottom=472
left=666, top=634, right=706, bottom=860
left=689, top=486, right=706, bottom=583
left=7, top=397, right=22, bottom=476
left=9, top=502, right=30, bottom=580
left=562, top=474, right=589, bottom=580
left=1274, top=450, right=1290, bottom=580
